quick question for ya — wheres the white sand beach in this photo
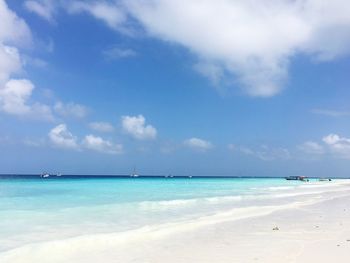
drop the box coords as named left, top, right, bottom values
left=1, top=180, right=350, bottom=263
left=108, top=186, right=350, bottom=263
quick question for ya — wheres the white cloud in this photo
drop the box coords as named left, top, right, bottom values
left=89, top=121, right=114, bottom=133
left=298, top=141, right=325, bottom=155
left=0, top=0, right=55, bottom=121
left=0, top=0, right=31, bottom=85
left=54, top=101, right=88, bottom=119
left=30, top=102, right=55, bottom=121
left=83, top=134, right=123, bottom=154
left=322, top=134, right=350, bottom=159
left=48, top=124, right=79, bottom=150
left=21, top=1, right=350, bottom=97
left=24, top=0, right=56, bottom=23
left=239, top=145, right=290, bottom=161
left=300, top=134, right=350, bottom=159
left=66, top=1, right=128, bottom=33
left=33, top=0, right=350, bottom=96
left=0, top=0, right=31, bottom=46
left=48, top=124, right=123, bottom=154
left=0, top=78, right=33, bottom=115
left=122, top=115, right=157, bottom=140
left=0, top=45, right=22, bottom=85
left=311, top=109, right=350, bottom=117
left=102, top=46, right=137, bottom=60
left=123, top=0, right=350, bottom=96
left=184, top=137, right=212, bottom=151
left=0, top=79, right=54, bottom=121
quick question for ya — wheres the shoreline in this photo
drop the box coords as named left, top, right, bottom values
left=1, top=174, right=349, bottom=179
left=1, top=181, right=350, bottom=262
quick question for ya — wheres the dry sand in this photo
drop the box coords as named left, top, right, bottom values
left=113, top=190, right=350, bottom=263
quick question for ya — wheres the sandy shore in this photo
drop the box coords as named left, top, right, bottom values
left=1, top=181, right=350, bottom=263
left=112, top=185, right=350, bottom=263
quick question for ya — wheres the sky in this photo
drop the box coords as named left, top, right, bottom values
left=0, top=0, right=350, bottom=177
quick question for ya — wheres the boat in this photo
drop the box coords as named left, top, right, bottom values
left=130, top=168, right=139, bottom=178
left=319, top=178, right=332, bottom=181
left=285, top=176, right=309, bottom=181
left=40, top=172, right=50, bottom=178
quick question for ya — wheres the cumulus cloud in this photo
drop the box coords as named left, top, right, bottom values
left=322, top=134, right=350, bottom=159
left=122, top=115, right=157, bottom=140
left=48, top=124, right=79, bottom=149
left=54, top=101, right=88, bottom=119
left=24, top=0, right=56, bottom=23
left=48, top=124, right=123, bottom=154
left=0, top=45, right=22, bottom=85
left=0, top=79, right=54, bottom=121
left=298, top=141, right=325, bottom=155
left=83, top=134, right=123, bottom=154
left=0, top=78, right=33, bottom=115
left=299, top=134, right=350, bottom=159
left=238, top=145, right=290, bottom=161
left=0, top=0, right=56, bottom=121
left=0, top=0, right=31, bottom=84
left=22, top=0, right=350, bottom=96
left=184, top=137, right=212, bottom=151
left=59, top=0, right=350, bottom=97
left=0, top=0, right=31, bottom=46
left=123, top=0, right=350, bottom=96
left=89, top=121, right=114, bottom=133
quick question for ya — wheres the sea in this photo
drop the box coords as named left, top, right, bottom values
left=0, top=175, right=349, bottom=262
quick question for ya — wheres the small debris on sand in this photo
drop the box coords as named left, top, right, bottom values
left=272, top=227, right=279, bottom=231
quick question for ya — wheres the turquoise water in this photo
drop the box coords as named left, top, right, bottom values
left=0, top=177, right=342, bottom=253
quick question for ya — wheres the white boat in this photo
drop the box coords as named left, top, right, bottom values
left=41, top=172, right=50, bottom=178
left=130, top=168, right=139, bottom=178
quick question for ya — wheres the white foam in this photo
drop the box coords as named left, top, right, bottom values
left=138, top=183, right=349, bottom=211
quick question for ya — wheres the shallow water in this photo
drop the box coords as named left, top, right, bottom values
left=0, top=176, right=346, bottom=254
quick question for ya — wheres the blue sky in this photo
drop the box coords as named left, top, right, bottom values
left=1, top=0, right=350, bottom=177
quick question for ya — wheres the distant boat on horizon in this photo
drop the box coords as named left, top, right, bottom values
left=285, top=176, right=309, bottom=181
left=40, top=172, right=50, bottom=178
left=130, top=168, right=139, bottom=178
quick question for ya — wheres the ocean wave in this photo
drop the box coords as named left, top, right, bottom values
left=137, top=184, right=343, bottom=211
